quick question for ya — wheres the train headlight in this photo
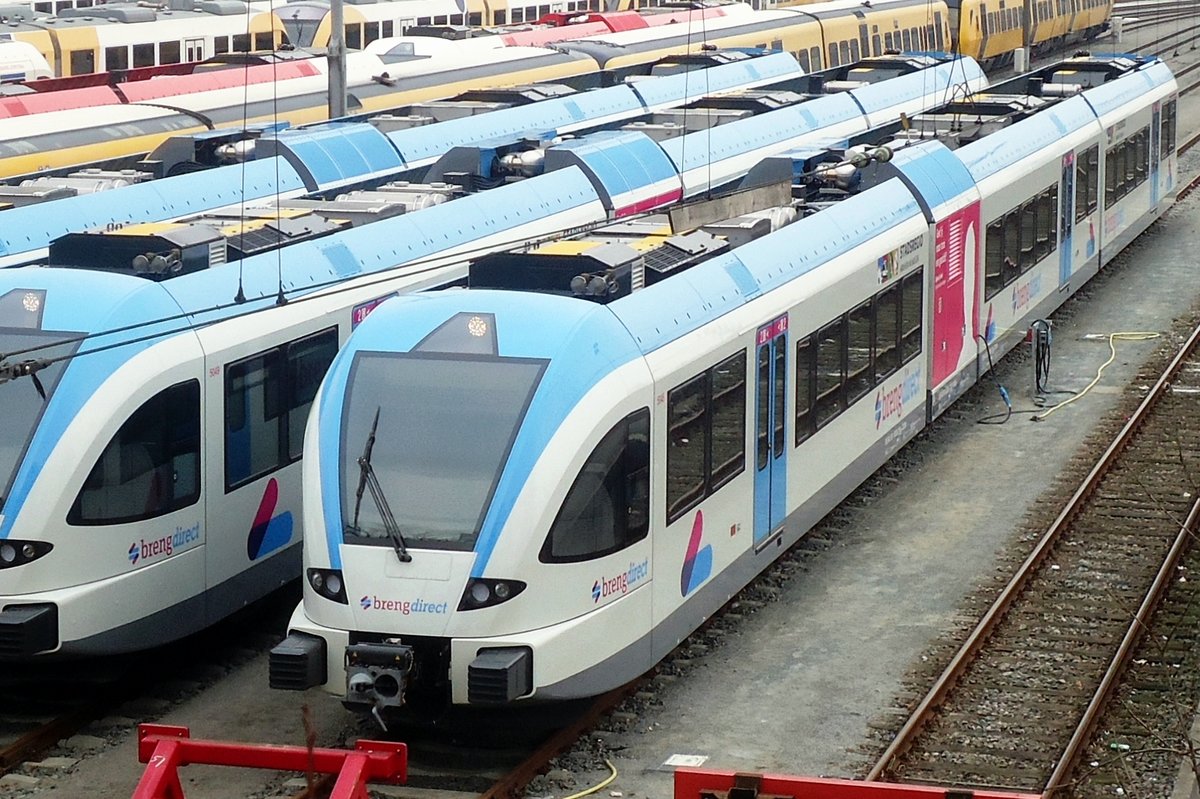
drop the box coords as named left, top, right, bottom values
left=458, top=578, right=526, bottom=611
left=0, top=539, right=51, bottom=569
left=307, top=568, right=348, bottom=604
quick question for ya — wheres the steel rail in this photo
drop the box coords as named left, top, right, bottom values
left=866, top=319, right=1200, bottom=783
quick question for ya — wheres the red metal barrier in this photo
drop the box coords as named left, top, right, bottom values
left=674, top=769, right=1041, bottom=799
left=132, top=724, right=406, bottom=799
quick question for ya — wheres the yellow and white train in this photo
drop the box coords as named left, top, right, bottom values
left=0, top=0, right=1109, bottom=79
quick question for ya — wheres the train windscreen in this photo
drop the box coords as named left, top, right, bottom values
left=0, top=328, right=82, bottom=511
left=340, top=351, right=546, bottom=552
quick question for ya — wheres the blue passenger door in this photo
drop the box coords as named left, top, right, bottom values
left=753, top=315, right=788, bottom=547
left=1059, top=151, right=1075, bottom=287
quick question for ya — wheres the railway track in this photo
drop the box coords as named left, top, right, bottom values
left=864, top=320, right=1200, bottom=793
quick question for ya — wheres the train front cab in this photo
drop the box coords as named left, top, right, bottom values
left=272, top=296, right=663, bottom=715
left=0, top=281, right=339, bottom=658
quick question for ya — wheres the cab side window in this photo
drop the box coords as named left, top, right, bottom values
left=540, top=408, right=650, bottom=563
left=68, top=380, right=201, bottom=525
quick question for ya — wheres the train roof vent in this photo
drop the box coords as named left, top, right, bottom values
left=0, top=184, right=77, bottom=208
left=226, top=214, right=348, bottom=259
left=469, top=243, right=643, bottom=304
left=641, top=231, right=728, bottom=281
left=692, top=92, right=805, bottom=113
left=165, top=0, right=196, bottom=10
left=197, top=0, right=250, bottom=14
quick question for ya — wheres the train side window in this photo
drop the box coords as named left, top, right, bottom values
left=901, top=28, right=911, bottom=49
left=809, top=46, right=821, bottom=70
left=814, top=318, right=845, bottom=428
left=796, top=49, right=810, bottom=71
left=1163, top=100, right=1177, bottom=158
left=214, top=36, right=230, bottom=55
left=417, top=15, right=432, bottom=24
left=105, top=45, right=129, bottom=71
left=344, top=24, right=362, bottom=49
left=875, top=284, right=900, bottom=379
left=363, top=22, right=380, bottom=44
left=794, top=336, right=815, bottom=446
left=1105, top=144, right=1117, bottom=206
left=225, top=327, right=337, bottom=491
left=133, top=43, right=154, bottom=67
left=1019, top=200, right=1036, bottom=271
left=1035, top=187, right=1055, bottom=262
left=883, top=31, right=893, bottom=49
left=68, top=380, right=201, bottom=526
left=1075, top=146, right=1093, bottom=223
left=232, top=34, right=251, bottom=52
left=985, top=218, right=1005, bottom=300
left=468, top=12, right=482, bottom=24
left=255, top=32, right=274, bottom=51
left=159, top=41, right=181, bottom=64
left=226, top=350, right=283, bottom=488
left=827, top=43, right=839, bottom=67
left=540, top=408, right=650, bottom=563
left=846, top=300, right=873, bottom=404
left=667, top=373, right=708, bottom=523
left=871, top=33, right=881, bottom=54
left=69, top=49, right=95, bottom=75
left=1134, top=127, right=1148, bottom=183
left=770, top=339, right=786, bottom=455
left=382, top=20, right=394, bottom=36
left=493, top=10, right=506, bottom=24
left=849, top=39, right=860, bottom=62
left=1003, top=210, right=1021, bottom=283
left=712, top=351, right=747, bottom=490
left=1085, top=145, right=1099, bottom=214
left=286, top=329, right=338, bottom=460
left=511, top=8, right=524, bottom=22
left=901, top=270, right=923, bottom=364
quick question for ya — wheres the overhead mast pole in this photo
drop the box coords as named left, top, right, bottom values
left=329, top=0, right=347, bottom=119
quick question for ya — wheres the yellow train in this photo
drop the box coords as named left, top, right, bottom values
left=768, top=0, right=1112, bottom=64
left=2, top=0, right=1109, bottom=79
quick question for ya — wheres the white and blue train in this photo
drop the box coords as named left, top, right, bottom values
left=0, top=52, right=984, bottom=658
left=269, top=53, right=1178, bottom=720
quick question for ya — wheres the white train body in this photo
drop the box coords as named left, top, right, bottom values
left=1, top=48, right=989, bottom=658
left=274, top=55, right=1178, bottom=719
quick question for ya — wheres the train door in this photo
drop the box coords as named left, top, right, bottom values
left=1151, top=102, right=1162, bottom=207
left=753, top=315, right=788, bottom=547
left=185, top=38, right=204, bottom=62
left=1059, top=151, right=1074, bottom=287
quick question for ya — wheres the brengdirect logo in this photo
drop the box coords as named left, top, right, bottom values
left=874, top=367, right=922, bottom=429
left=128, top=523, right=201, bottom=566
left=247, top=478, right=293, bottom=561
left=592, top=559, right=649, bottom=603
left=358, top=595, right=449, bottom=615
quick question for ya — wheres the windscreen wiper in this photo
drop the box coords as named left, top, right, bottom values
left=349, top=407, right=411, bottom=563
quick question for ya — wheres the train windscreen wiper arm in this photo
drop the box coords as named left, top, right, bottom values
left=349, top=407, right=412, bottom=563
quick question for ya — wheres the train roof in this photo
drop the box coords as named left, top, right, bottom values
left=0, top=50, right=805, bottom=264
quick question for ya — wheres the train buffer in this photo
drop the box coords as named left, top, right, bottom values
left=131, top=723, right=407, bottom=799
left=674, top=769, right=1040, bottom=799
